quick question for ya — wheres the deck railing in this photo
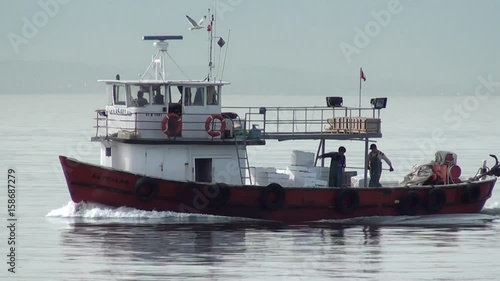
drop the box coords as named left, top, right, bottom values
left=93, top=106, right=383, bottom=140
left=223, top=106, right=383, bottom=138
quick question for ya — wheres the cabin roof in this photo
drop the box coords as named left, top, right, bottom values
left=98, top=79, right=230, bottom=86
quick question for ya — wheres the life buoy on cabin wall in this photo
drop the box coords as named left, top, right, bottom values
left=161, top=113, right=182, bottom=138
left=205, top=114, right=226, bottom=137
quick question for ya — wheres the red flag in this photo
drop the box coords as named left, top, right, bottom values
left=360, top=68, right=366, bottom=81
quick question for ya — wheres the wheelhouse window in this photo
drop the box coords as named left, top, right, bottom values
left=152, top=85, right=166, bottom=105
left=207, top=85, right=219, bottom=106
left=184, top=86, right=205, bottom=106
left=130, top=85, right=151, bottom=107
left=112, top=84, right=127, bottom=106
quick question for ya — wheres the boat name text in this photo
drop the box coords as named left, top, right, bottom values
left=107, top=108, right=132, bottom=116
left=92, top=173, right=129, bottom=185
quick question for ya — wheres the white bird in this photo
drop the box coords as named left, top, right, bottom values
left=186, top=15, right=206, bottom=30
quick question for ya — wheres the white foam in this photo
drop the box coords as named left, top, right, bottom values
left=485, top=201, right=499, bottom=209
left=45, top=201, right=180, bottom=219
left=45, top=201, right=260, bottom=223
left=46, top=201, right=500, bottom=225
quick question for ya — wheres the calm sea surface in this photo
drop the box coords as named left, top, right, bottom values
left=1, top=93, right=500, bottom=280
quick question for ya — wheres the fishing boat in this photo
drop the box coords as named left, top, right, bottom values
left=59, top=15, right=499, bottom=223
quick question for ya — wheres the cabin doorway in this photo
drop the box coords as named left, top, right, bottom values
left=145, top=148, right=164, bottom=178
left=194, top=158, right=213, bottom=183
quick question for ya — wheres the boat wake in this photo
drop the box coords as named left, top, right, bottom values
left=45, top=201, right=259, bottom=224
left=46, top=201, right=500, bottom=227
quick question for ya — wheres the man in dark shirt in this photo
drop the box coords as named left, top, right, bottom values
left=135, top=91, right=149, bottom=107
left=318, top=146, right=346, bottom=187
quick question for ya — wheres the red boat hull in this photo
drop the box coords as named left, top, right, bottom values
left=59, top=156, right=497, bottom=222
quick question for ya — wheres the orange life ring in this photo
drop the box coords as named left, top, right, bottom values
left=161, top=113, right=182, bottom=137
left=205, top=114, right=226, bottom=137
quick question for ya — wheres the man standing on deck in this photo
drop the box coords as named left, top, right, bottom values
left=318, top=146, right=346, bottom=187
left=367, top=144, right=394, bottom=187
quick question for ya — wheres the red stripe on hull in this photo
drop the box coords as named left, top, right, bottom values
left=59, top=156, right=497, bottom=222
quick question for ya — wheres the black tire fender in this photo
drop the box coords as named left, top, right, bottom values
left=398, top=191, right=421, bottom=216
left=260, top=183, right=286, bottom=210
left=134, top=177, right=159, bottom=202
left=335, top=189, right=360, bottom=214
left=424, top=187, right=446, bottom=214
left=179, top=182, right=199, bottom=206
left=205, top=182, right=232, bottom=208
left=463, top=183, right=481, bottom=203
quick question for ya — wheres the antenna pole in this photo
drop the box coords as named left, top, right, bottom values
left=209, top=10, right=214, bottom=81
left=220, top=29, right=231, bottom=82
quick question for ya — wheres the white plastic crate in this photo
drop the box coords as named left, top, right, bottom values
left=291, top=150, right=315, bottom=167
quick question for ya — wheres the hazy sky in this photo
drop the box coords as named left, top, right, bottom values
left=1, top=0, right=499, bottom=95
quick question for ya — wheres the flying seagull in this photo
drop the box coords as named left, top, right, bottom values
left=186, top=15, right=206, bottom=30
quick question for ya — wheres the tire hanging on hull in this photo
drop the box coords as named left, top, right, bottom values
left=398, top=191, right=421, bottom=216
left=424, top=187, right=446, bottom=214
left=134, top=177, right=159, bottom=202
left=179, top=182, right=200, bottom=207
left=205, top=182, right=232, bottom=208
left=463, top=183, right=481, bottom=203
left=335, top=189, right=359, bottom=214
left=261, top=183, right=286, bottom=210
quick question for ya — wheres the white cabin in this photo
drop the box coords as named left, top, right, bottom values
left=93, top=78, right=257, bottom=185
left=90, top=35, right=386, bottom=188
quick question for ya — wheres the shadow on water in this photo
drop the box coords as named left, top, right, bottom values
left=54, top=212, right=500, bottom=280
left=48, top=201, right=500, bottom=279
left=58, top=219, right=386, bottom=279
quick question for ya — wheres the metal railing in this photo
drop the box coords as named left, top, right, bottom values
left=223, top=106, right=383, bottom=137
left=93, top=106, right=383, bottom=140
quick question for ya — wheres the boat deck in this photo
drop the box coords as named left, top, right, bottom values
left=225, top=105, right=383, bottom=141
left=93, top=105, right=383, bottom=142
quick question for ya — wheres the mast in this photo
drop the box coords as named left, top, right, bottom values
left=358, top=67, right=362, bottom=116
left=207, top=7, right=217, bottom=81
left=207, top=8, right=215, bottom=81
left=207, top=0, right=226, bottom=82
